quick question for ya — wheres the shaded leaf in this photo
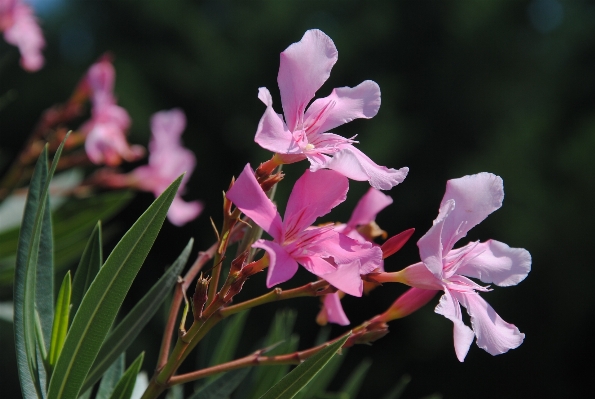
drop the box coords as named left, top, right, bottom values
left=83, top=239, right=193, bottom=392
left=380, top=374, right=411, bottom=399
left=189, top=368, right=251, bottom=399
left=339, top=358, right=372, bottom=399
left=207, top=310, right=249, bottom=378
left=47, top=176, right=182, bottom=399
left=70, top=222, right=103, bottom=324
left=108, top=352, right=144, bottom=399
left=259, top=334, right=351, bottom=399
left=293, top=349, right=346, bottom=399
left=97, top=354, right=125, bottom=399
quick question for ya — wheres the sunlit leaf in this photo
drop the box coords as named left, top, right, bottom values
left=259, top=334, right=351, bottom=399
left=82, top=239, right=193, bottom=392
left=48, top=271, right=71, bottom=371
left=47, top=176, right=182, bottom=399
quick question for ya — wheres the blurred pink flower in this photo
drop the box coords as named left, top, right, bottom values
left=397, top=173, right=531, bottom=361
left=226, top=164, right=382, bottom=295
left=0, top=0, right=45, bottom=71
left=255, top=29, right=408, bottom=190
left=131, top=109, right=202, bottom=226
left=80, top=58, right=144, bottom=166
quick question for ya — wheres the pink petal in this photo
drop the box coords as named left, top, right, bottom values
left=440, top=173, right=504, bottom=253
left=389, top=287, right=438, bottom=319
left=278, top=29, right=337, bottom=131
left=347, top=187, right=393, bottom=228
left=87, top=59, right=115, bottom=97
left=254, top=88, right=301, bottom=155
left=283, top=169, right=348, bottom=238
left=167, top=197, right=203, bottom=226
left=323, top=293, right=350, bottom=326
left=253, top=239, right=299, bottom=287
left=456, top=240, right=532, bottom=287
left=301, top=257, right=363, bottom=297
left=399, top=261, right=444, bottom=291
left=315, top=232, right=383, bottom=275
left=435, top=290, right=475, bottom=362
left=304, top=80, right=381, bottom=134
left=381, top=228, right=415, bottom=259
left=417, top=199, right=455, bottom=279
left=324, top=145, right=408, bottom=190
left=84, top=123, right=143, bottom=166
left=150, top=108, right=186, bottom=145
left=456, top=291, right=525, bottom=357
left=226, top=164, right=283, bottom=241
left=3, top=3, right=45, bottom=72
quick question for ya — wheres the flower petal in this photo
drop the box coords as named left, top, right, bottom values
left=456, top=291, right=525, bottom=356
left=150, top=108, right=186, bottom=146
left=456, top=240, right=532, bottom=287
left=283, top=169, right=348, bottom=237
left=278, top=29, right=338, bottom=131
left=253, top=239, right=299, bottom=287
left=303, top=257, right=363, bottom=297
left=315, top=232, right=383, bottom=275
left=167, top=197, right=203, bottom=226
left=324, top=145, right=408, bottom=190
left=417, top=199, right=455, bottom=279
left=440, top=173, right=504, bottom=253
left=323, top=292, right=350, bottom=326
left=226, top=164, right=283, bottom=241
left=435, top=290, right=475, bottom=362
left=304, top=80, right=381, bottom=134
left=347, top=187, right=393, bottom=228
left=254, top=88, right=300, bottom=154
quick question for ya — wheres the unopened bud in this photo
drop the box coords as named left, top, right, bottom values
left=260, top=171, right=284, bottom=192
left=352, top=322, right=389, bottom=345
left=192, top=274, right=210, bottom=320
left=230, top=251, right=249, bottom=275
left=381, top=228, right=415, bottom=259
left=379, top=287, right=438, bottom=322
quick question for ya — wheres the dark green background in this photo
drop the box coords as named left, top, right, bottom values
left=1, top=0, right=593, bottom=397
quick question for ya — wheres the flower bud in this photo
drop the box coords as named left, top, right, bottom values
left=192, top=274, right=210, bottom=320
left=379, top=287, right=437, bottom=322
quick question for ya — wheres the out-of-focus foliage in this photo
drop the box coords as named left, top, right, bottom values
left=1, top=0, right=593, bottom=398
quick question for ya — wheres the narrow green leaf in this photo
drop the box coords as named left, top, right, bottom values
left=48, top=271, right=71, bottom=370
left=207, top=310, right=249, bottom=377
left=190, top=368, right=250, bottom=399
left=36, top=178, right=54, bottom=355
left=250, top=310, right=298, bottom=398
left=14, top=145, right=52, bottom=399
left=70, top=222, right=103, bottom=323
left=108, top=352, right=144, bottom=399
left=97, top=354, right=125, bottom=399
left=339, top=358, right=372, bottom=398
left=47, top=176, right=182, bottom=399
left=293, top=349, right=346, bottom=399
left=82, top=239, right=193, bottom=392
left=259, top=334, right=351, bottom=399
left=380, top=374, right=411, bottom=399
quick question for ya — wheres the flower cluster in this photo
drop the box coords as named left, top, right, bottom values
left=0, top=0, right=45, bottom=71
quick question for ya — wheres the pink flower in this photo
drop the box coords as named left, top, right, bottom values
left=131, top=109, right=203, bottom=226
left=396, top=173, right=531, bottom=361
left=336, top=187, right=393, bottom=244
left=0, top=0, right=45, bottom=71
left=80, top=58, right=144, bottom=166
left=226, top=164, right=382, bottom=296
left=255, top=29, right=408, bottom=190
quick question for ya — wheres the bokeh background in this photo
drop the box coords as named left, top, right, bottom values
left=1, top=0, right=594, bottom=398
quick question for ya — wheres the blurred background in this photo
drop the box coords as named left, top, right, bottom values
left=1, top=0, right=594, bottom=398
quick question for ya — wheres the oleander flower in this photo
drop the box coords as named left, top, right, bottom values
left=0, top=0, right=45, bottom=71
left=255, top=29, right=408, bottom=190
left=226, top=164, right=382, bottom=296
left=377, top=172, right=531, bottom=361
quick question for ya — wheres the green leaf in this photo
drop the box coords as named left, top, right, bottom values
left=48, top=271, right=71, bottom=370
left=14, top=140, right=65, bottom=399
left=82, top=239, right=193, bottom=392
left=339, top=358, right=372, bottom=398
left=259, top=334, right=351, bottom=399
left=70, top=222, right=103, bottom=323
left=207, top=310, right=249, bottom=375
left=108, top=352, right=144, bottom=399
left=293, top=349, right=346, bottom=399
left=190, top=368, right=251, bottom=399
left=97, top=354, right=125, bottom=399
left=380, top=374, right=411, bottom=399
left=249, top=310, right=298, bottom=398
left=47, top=176, right=182, bottom=399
